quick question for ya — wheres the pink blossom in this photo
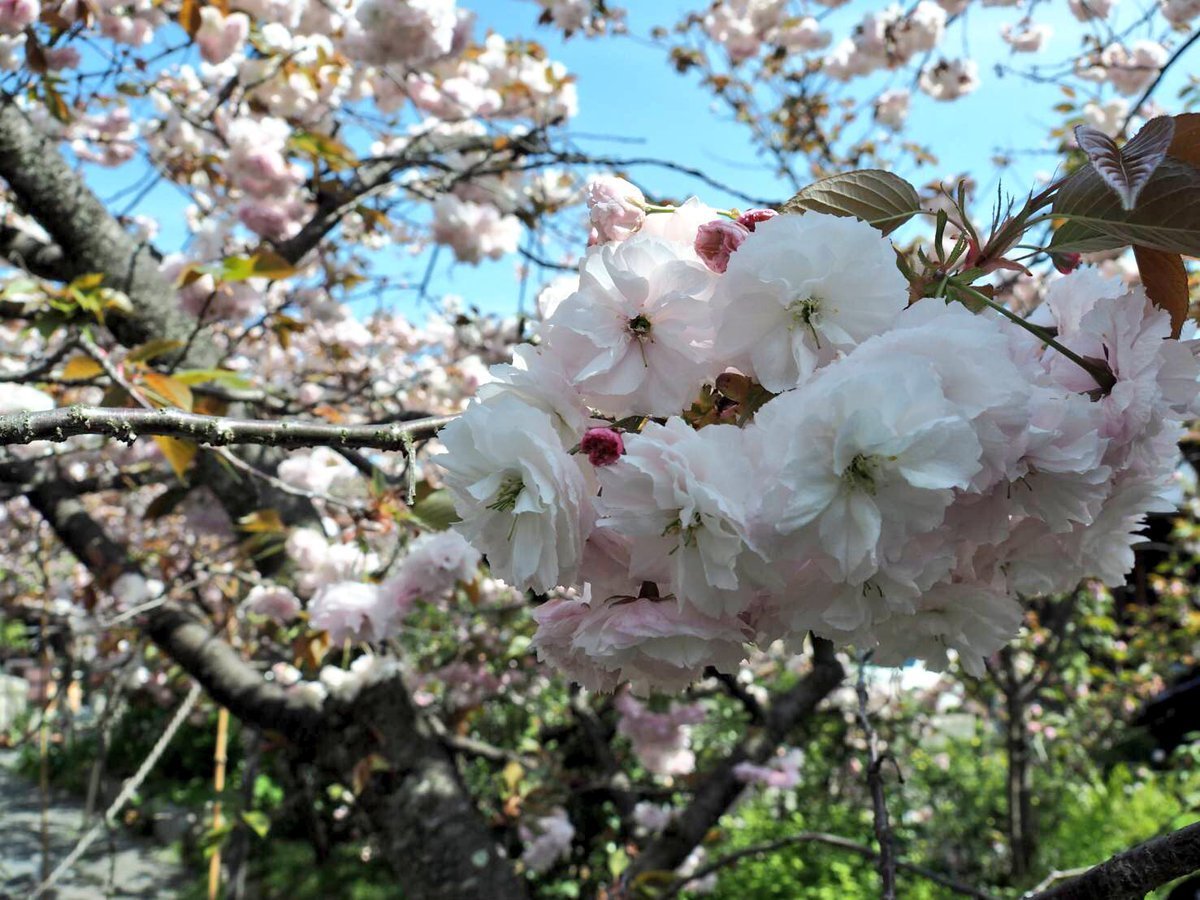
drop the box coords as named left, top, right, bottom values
left=530, top=595, right=622, bottom=693
left=585, top=175, right=646, bottom=244
left=195, top=8, right=249, bottom=64
left=242, top=584, right=301, bottom=623
left=43, top=46, right=81, bottom=69
left=580, top=427, right=625, bottom=466
left=520, top=808, right=574, bottom=874
left=735, top=208, right=778, bottom=231
left=237, top=198, right=305, bottom=240
left=694, top=218, right=749, bottom=274
left=615, top=692, right=705, bottom=776
left=0, top=0, right=37, bottom=36
left=309, top=582, right=387, bottom=644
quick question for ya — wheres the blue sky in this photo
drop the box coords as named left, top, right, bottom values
left=76, top=0, right=1193, bottom=320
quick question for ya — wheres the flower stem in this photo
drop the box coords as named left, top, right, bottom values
left=948, top=280, right=1116, bottom=393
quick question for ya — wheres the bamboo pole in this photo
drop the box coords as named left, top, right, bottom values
left=208, top=704, right=230, bottom=900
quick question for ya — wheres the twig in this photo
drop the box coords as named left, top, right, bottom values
left=0, top=339, right=76, bottom=383
left=1023, top=866, right=1091, bottom=896
left=1120, top=28, right=1200, bottom=137
left=0, top=406, right=456, bottom=451
left=32, top=682, right=203, bottom=898
left=856, top=652, right=898, bottom=900
left=660, top=832, right=999, bottom=899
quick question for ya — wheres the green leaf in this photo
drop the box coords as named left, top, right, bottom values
left=1051, top=157, right=1200, bottom=256
left=126, top=338, right=185, bottom=364
left=410, top=489, right=460, bottom=531
left=239, top=810, right=271, bottom=839
left=780, top=169, right=922, bottom=234
left=288, top=130, right=359, bottom=171
left=173, top=368, right=255, bottom=390
left=205, top=251, right=298, bottom=284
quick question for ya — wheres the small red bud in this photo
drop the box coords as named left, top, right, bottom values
left=1053, top=252, right=1082, bottom=274
left=580, top=427, right=625, bottom=467
left=735, top=208, right=778, bottom=231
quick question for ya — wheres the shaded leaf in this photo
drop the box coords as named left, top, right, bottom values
left=1168, top=112, right=1200, bottom=168
left=144, top=485, right=192, bottom=519
left=1074, top=116, right=1175, bottom=211
left=410, top=489, right=459, bottom=530
left=245, top=247, right=298, bottom=280
left=1051, top=158, right=1200, bottom=256
left=780, top=169, right=921, bottom=234
left=140, top=372, right=194, bottom=410
left=293, top=631, right=330, bottom=669
left=1134, top=245, right=1189, bottom=338
left=351, top=753, right=392, bottom=796
left=239, top=509, right=286, bottom=533
left=239, top=811, right=270, bottom=839
left=152, top=436, right=197, bottom=480
left=61, top=355, right=104, bottom=380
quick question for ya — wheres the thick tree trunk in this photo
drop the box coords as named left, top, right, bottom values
left=318, top=681, right=530, bottom=900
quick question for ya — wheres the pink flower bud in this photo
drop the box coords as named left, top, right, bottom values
left=1053, top=252, right=1082, bottom=274
left=585, top=176, right=646, bottom=244
left=735, top=208, right=778, bottom=231
left=0, top=0, right=38, bottom=36
left=580, top=427, right=625, bottom=467
left=694, top=219, right=749, bottom=274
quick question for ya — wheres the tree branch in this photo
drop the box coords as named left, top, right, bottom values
left=1121, top=28, right=1200, bottom=136
left=0, top=98, right=189, bottom=354
left=661, top=832, right=999, bottom=900
left=0, top=224, right=72, bottom=281
left=856, top=653, right=898, bottom=900
left=624, top=638, right=845, bottom=881
left=20, top=472, right=324, bottom=740
left=1027, top=821, right=1200, bottom=900
left=0, top=405, right=455, bottom=451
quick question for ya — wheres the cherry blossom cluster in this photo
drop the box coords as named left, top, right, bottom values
left=8, top=0, right=586, bottom=296
left=678, top=0, right=1198, bottom=148
left=435, top=177, right=1200, bottom=693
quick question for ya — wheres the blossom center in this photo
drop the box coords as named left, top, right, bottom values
left=487, top=474, right=524, bottom=512
left=787, top=294, right=823, bottom=346
left=663, top=510, right=704, bottom=548
left=627, top=313, right=653, bottom=340
left=841, top=453, right=881, bottom=494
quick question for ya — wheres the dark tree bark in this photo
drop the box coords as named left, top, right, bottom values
left=1000, top=648, right=1037, bottom=882
left=0, top=101, right=195, bottom=353
left=1031, top=821, right=1200, bottom=900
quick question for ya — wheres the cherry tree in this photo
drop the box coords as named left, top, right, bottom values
left=0, top=1, right=1199, bottom=899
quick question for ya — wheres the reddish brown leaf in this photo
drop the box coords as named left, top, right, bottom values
left=179, top=0, right=202, bottom=37
left=1134, top=245, right=1190, bottom=338
left=1051, top=158, right=1200, bottom=256
left=1167, top=113, right=1200, bottom=168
